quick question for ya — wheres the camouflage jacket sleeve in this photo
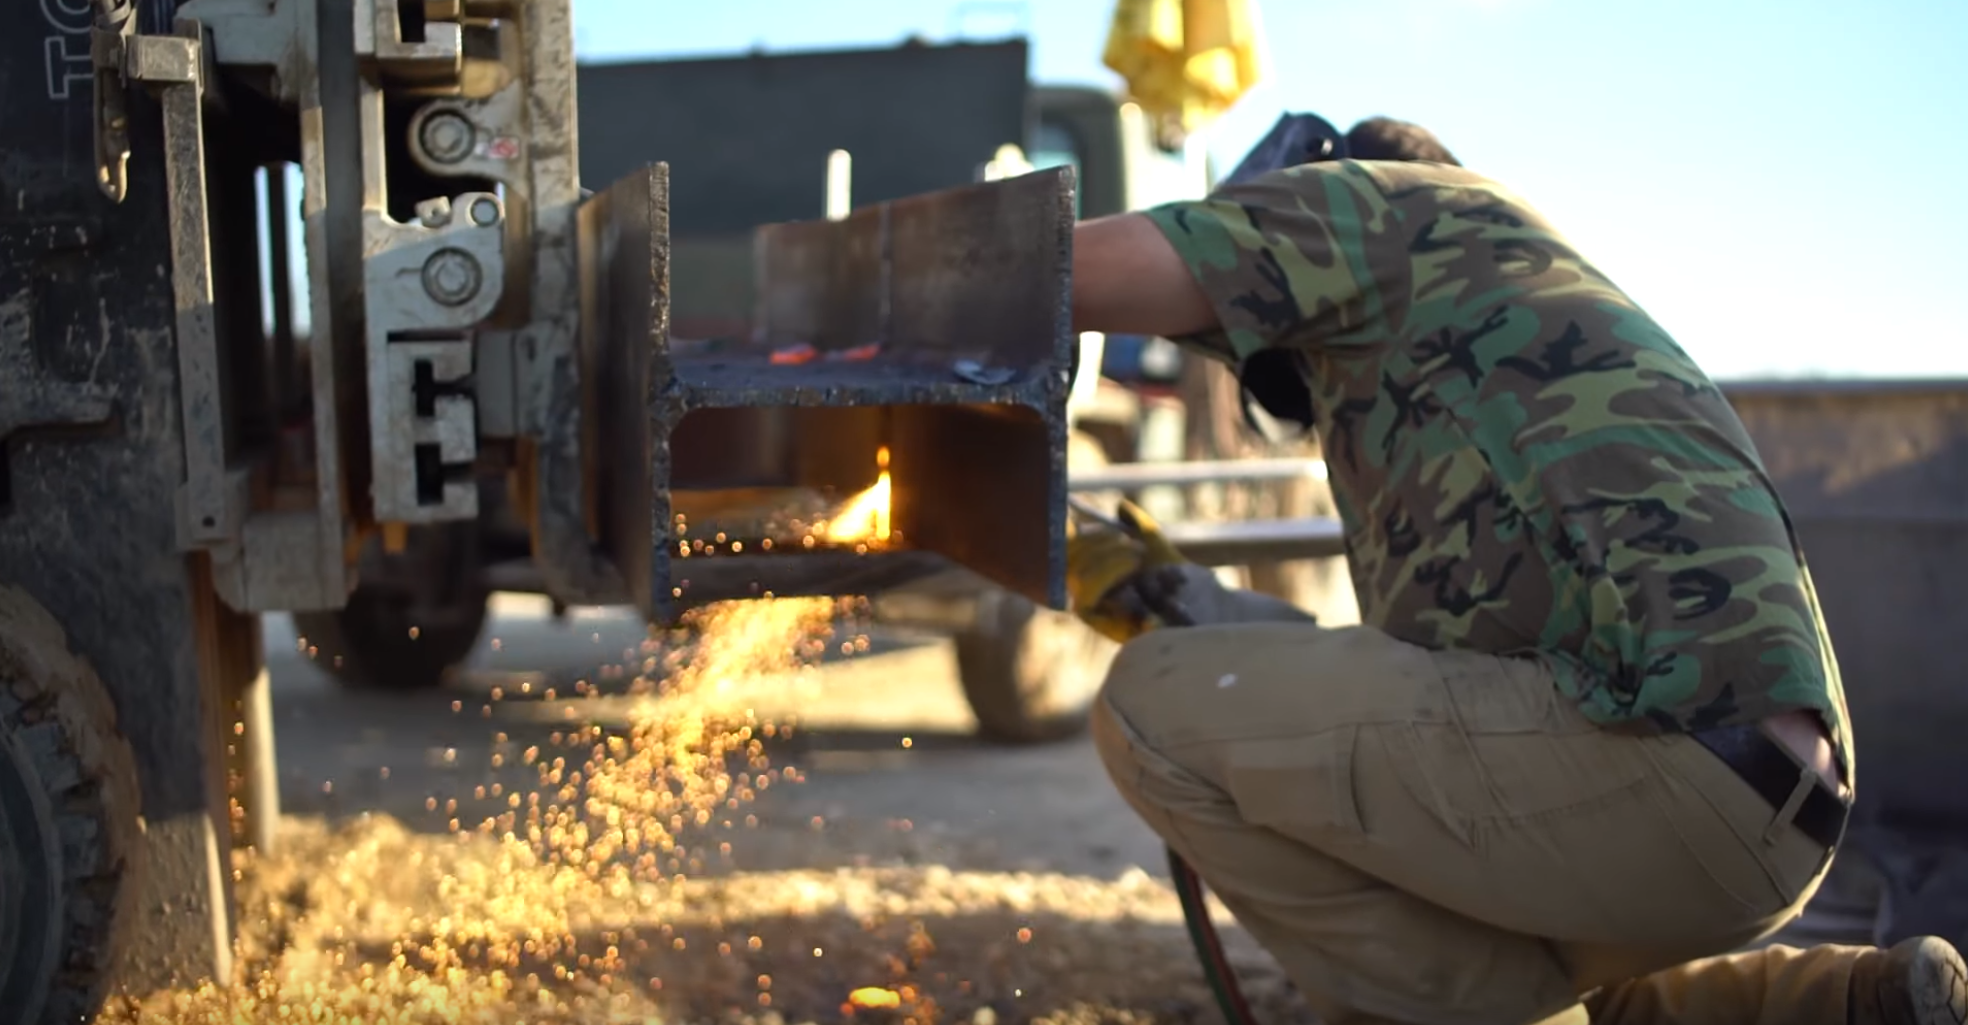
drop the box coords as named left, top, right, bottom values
left=1140, top=162, right=1408, bottom=365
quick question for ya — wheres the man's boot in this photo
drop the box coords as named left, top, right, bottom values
left=1853, top=936, right=1967, bottom=1025
left=1584, top=936, right=1968, bottom=1025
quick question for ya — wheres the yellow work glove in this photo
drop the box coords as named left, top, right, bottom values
left=1066, top=499, right=1188, bottom=644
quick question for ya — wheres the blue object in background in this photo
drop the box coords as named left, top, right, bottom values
left=1216, top=112, right=1349, bottom=190
left=1100, top=333, right=1184, bottom=384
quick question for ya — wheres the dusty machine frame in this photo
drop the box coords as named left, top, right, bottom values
left=0, top=0, right=1077, bottom=1019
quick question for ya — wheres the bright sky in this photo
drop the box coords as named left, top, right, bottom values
left=572, top=0, right=1967, bottom=380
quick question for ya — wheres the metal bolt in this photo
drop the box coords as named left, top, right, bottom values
left=414, top=197, right=454, bottom=228
left=468, top=196, right=501, bottom=227
left=419, top=111, right=475, bottom=165
left=422, top=248, right=482, bottom=306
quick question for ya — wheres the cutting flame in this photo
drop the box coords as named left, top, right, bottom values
left=848, top=986, right=903, bottom=1010
left=824, top=446, right=892, bottom=544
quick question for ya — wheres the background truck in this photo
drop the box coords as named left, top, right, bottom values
left=577, top=39, right=1202, bottom=342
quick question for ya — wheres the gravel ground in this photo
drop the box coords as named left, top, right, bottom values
left=89, top=591, right=1889, bottom=1024
left=96, top=596, right=1316, bottom=1025
left=99, top=815, right=1306, bottom=1025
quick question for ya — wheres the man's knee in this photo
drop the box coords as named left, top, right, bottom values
left=1097, top=626, right=1248, bottom=726
left=1089, top=635, right=1167, bottom=770
left=1089, top=624, right=1279, bottom=810
left=1098, top=631, right=1181, bottom=720
left=1089, top=631, right=1220, bottom=791
left=1094, top=621, right=1329, bottom=746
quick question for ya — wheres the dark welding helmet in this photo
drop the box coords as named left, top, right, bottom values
left=1216, top=112, right=1350, bottom=191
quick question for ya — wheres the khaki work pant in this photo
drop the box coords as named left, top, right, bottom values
left=1091, top=620, right=1868, bottom=1025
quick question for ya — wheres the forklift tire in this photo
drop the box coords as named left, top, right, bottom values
left=294, top=519, right=492, bottom=691
left=0, top=586, right=144, bottom=1025
left=955, top=589, right=1119, bottom=744
left=293, top=588, right=490, bottom=692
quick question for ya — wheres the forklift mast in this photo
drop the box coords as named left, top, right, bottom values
left=0, top=1, right=1076, bottom=1019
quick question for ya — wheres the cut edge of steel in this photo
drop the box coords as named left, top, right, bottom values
left=580, top=165, right=1078, bottom=623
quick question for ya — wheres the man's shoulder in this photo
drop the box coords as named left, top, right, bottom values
left=1149, top=160, right=1506, bottom=236
left=1342, top=159, right=1495, bottom=190
left=1254, top=159, right=1515, bottom=207
left=1190, top=159, right=1461, bottom=206
left=1135, top=159, right=1563, bottom=361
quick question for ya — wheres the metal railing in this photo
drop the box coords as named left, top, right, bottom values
left=1070, top=458, right=1347, bottom=565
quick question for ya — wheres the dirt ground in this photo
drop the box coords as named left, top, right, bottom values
left=98, top=594, right=1315, bottom=1025
left=97, top=592, right=1891, bottom=1024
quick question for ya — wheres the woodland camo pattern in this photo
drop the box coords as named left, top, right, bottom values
left=1143, top=160, right=1848, bottom=745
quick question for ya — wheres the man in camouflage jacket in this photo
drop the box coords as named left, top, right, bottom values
left=1064, top=117, right=1968, bottom=1025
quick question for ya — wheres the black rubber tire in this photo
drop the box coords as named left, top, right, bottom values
left=0, top=585, right=144, bottom=1025
left=293, top=586, right=490, bottom=692
left=955, top=589, right=1119, bottom=744
left=294, top=521, right=491, bottom=691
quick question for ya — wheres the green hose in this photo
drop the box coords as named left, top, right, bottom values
left=1065, top=499, right=1261, bottom=1024
left=1168, top=845, right=1260, bottom=1025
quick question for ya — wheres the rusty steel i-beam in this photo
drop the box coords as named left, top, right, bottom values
left=580, top=164, right=1079, bottom=623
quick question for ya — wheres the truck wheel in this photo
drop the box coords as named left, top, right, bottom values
left=955, top=589, right=1118, bottom=744
left=0, top=586, right=143, bottom=1025
left=293, top=522, right=490, bottom=691
left=954, top=429, right=1119, bottom=744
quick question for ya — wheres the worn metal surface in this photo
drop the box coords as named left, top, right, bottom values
left=189, top=0, right=589, bottom=605
left=178, top=0, right=317, bottom=105
left=359, top=76, right=503, bottom=522
left=1069, top=458, right=1329, bottom=491
left=401, top=41, right=534, bottom=439
left=396, top=0, right=619, bottom=605
left=353, top=0, right=462, bottom=85
left=0, top=0, right=247, bottom=998
left=1155, top=517, right=1347, bottom=566
left=577, top=164, right=1076, bottom=620
left=0, top=223, right=115, bottom=445
left=144, top=25, right=241, bottom=549
left=518, top=0, right=616, bottom=605
left=293, top=0, right=366, bottom=608
left=574, top=164, right=663, bottom=615
left=181, top=0, right=358, bottom=613
left=91, top=0, right=140, bottom=203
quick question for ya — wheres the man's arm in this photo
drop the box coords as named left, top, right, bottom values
left=1071, top=213, right=1219, bottom=338
left=1072, top=165, right=1400, bottom=365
